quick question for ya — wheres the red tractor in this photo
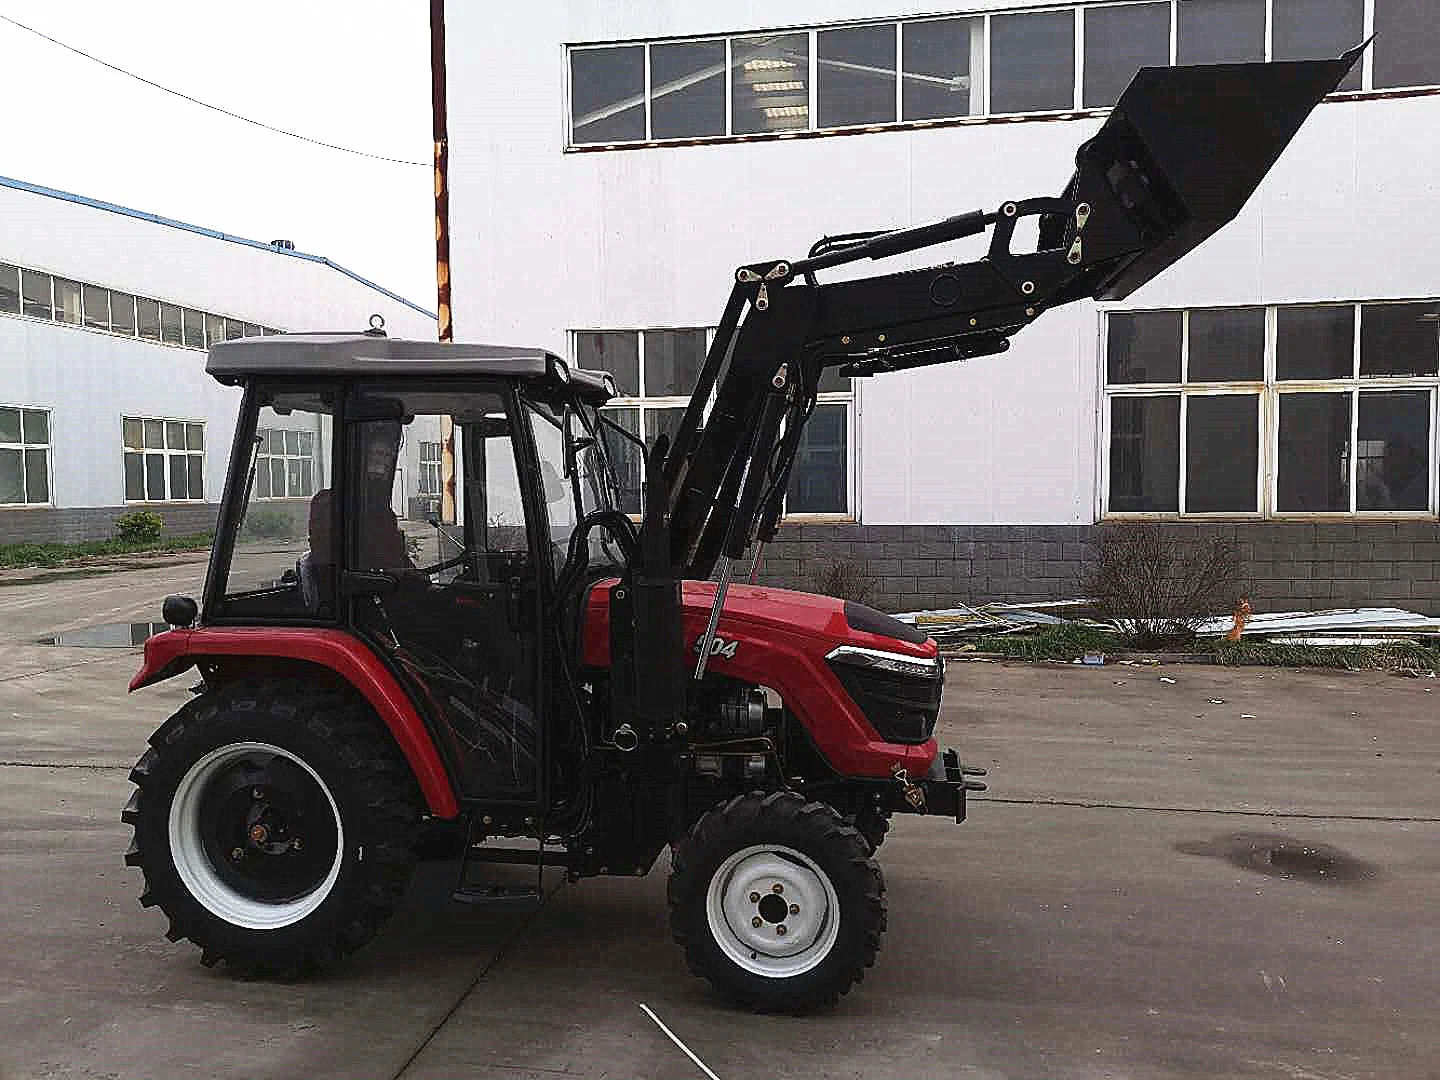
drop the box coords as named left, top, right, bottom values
left=124, top=54, right=1355, bottom=1010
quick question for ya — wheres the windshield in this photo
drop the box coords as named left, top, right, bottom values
left=525, top=398, right=622, bottom=578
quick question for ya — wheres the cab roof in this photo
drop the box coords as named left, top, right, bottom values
left=206, top=334, right=617, bottom=403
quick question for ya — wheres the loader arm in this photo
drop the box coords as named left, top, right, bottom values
left=657, top=51, right=1361, bottom=582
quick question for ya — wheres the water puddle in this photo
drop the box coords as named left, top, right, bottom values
left=37, top=621, right=171, bottom=647
left=1175, top=832, right=1377, bottom=885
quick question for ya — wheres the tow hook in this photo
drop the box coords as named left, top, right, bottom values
left=892, top=765, right=926, bottom=811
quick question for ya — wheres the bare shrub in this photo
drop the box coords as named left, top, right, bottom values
left=1085, top=526, right=1244, bottom=650
left=808, top=558, right=875, bottom=605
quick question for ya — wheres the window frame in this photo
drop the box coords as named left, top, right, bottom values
left=571, top=327, right=858, bottom=521
left=0, top=405, right=53, bottom=507
left=565, top=0, right=1435, bottom=152
left=122, top=415, right=207, bottom=504
left=1100, top=302, right=1440, bottom=520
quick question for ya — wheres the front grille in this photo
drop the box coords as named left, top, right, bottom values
left=829, top=659, right=943, bottom=745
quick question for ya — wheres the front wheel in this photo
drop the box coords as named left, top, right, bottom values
left=668, top=792, right=885, bottom=1012
left=123, top=678, right=422, bottom=974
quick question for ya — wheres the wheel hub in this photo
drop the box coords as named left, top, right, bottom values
left=706, top=844, right=841, bottom=977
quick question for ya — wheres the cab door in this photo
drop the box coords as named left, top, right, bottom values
left=344, top=382, right=544, bottom=803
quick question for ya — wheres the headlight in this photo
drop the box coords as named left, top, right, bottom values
left=825, top=645, right=939, bottom=679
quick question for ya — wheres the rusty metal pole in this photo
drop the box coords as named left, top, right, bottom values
left=430, top=0, right=456, bottom=524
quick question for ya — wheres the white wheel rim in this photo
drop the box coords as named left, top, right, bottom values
left=168, top=741, right=344, bottom=931
left=705, top=843, right=841, bottom=978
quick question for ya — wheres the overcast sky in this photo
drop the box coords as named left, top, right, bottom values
left=0, top=0, right=436, bottom=310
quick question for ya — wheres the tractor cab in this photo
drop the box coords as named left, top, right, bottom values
left=200, top=333, right=633, bottom=807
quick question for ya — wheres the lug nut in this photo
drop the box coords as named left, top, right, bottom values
left=772, top=883, right=784, bottom=894
left=230, top=847, right=244, bottom=860
left=752, top=916, right=763, bottom=928
left=749, top=892, right=760, bottom=903
left=789, top=903, right=800, bottom=916
left=252, top=788, right=264, bottom=800
left=249, top=824, right=268, bottom=843
left=776, top=924, right=787, bottom=936
left=291, top=838, right=302, bottom=852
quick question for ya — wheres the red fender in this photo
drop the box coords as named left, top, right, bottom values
left=130, top=627, right=460, bottom=818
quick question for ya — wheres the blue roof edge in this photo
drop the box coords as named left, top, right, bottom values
left=0, top=173, right=437, bottom=322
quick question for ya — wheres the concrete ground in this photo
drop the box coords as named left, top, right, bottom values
left=1, top=563, right=1437, bottom=1080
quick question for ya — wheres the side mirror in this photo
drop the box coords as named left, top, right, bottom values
left=162, top=594, right=198, bottom=628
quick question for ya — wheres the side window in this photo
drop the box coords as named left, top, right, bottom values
left=223, top=391, right=335, bottom=613
left=528, top=404, right=578, bottom=573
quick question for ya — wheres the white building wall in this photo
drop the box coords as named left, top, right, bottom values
left=444, top=2, right=1440, bottom=526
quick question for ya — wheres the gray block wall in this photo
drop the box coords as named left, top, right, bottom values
left=746, top=522, right=1440, bottom=616
left=0, top=504, right=220, bottom=545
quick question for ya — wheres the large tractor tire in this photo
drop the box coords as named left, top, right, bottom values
left=123, top=677, right=422, bottom=975
left=668, top=791, right=885, bottom=1012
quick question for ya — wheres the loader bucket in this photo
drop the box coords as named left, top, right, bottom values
left=1077, top=47, right=1363, bottom=300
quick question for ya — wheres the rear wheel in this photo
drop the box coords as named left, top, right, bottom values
left=123, top=677, right=422, bottom=974
left=668, top=792, right=885, bottom=1012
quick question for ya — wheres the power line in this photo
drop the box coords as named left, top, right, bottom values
left=0, top=11, right=428, bottom=167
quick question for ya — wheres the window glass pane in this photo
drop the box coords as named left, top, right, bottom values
left=186, top=423, right=203, bottom=451
left=0, top=264, right=19, bottom=315
left=643, top=406, right=685, bottom=449
left=82, top=285, right=110, bottom=330
left=1108, top=395, right=1179, bottom=511
left=20, top=270, right=51, bottom=319
left=643, top=329, right=706, bottom=397
left=169, top=455, right=189, bottom=501
left=787, top=403, right=848, bottom=513
left=1357, top=391, right=1430, bottom=510
left=143, top=419, right=165, bottom=448
left=732, top=34, right=810, bottom=134
left=1277, top=305, right=1354, bottom=380
left=1273, top=0, right=1363, bottom=90
left=205, top=313, right=225, bottom=346
left=990, top=11, right=1075, bottom=113
left=818, top=367, right=851, bottom=394
left=902, top=18, right=982, bottom=121
left=187, top=455, right=204, bottom=500
left=1186, top=395, right=1258, bottom=512
left=576, top=331, right=639, bottom=396
left=1360, top=301, right=1440, bottom=376
left=54, top=278, right=82, bottom=324
left=298, top=460, right=312, bottom=497
left=1177, top=0, right=1265, bottom=64
left=1107, top=311, right=1181, bottom=383
left=817, top=24, right=896, bottom=128
left=123, top=418, right=143, bottom=449
left=287, top=458, right=303, bottom=497
left=650, top=40, right=726, bottom=139
left=1277, top=393, right=1351, bottom=511
left=243, top=323, right=261, bottom=338
left=600, top=408, right=642, bottom=514
left=1188, top=307, right=1264, bottom=381
left=123, top=451, right=144, bottom=500
left=0, top=449, right=22, bottom=503
left=270, top=459, right=287, bottom=498
left=224, top=318, right=245, bottom=341
left=165, top=421, right=185, bottom=449
left=298, top=430, right=312, bottom=457
left=21, top=409, right=48, bottom=445
left=110, top=293, right=136, bottom=335
left=266, top=429, right=283, bottom=454
left=159, top=304, right=183, bottom=344
left=182, top=309, right=205, bottom=348
left=0, top=408, right=20, bottom=443
left=23, top=448, right=48, bottom=503
left=137, top=298, right=161, bottom=341
left=570, top=45, right=645, bottom=144
left=145, top=454, right=166, bottom=500
left=256, top=458, right=272, bottom=498
left=1374, top=0, right=1440, bottom=89
left=1084, top=3, right=1171, bottom=108
left=284, top=430, right=301, bottom=455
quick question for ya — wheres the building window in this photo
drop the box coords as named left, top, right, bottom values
left=0, top=264, right=19, bottom=315
left=21, top=269, right=51, bottom=319
left=254, top=427, right=314, bottom=499
left=419, top=440, right=443, bottom=497
left=1104, top=302, right=1440, bottom=518
left=123, top=417, right=204, bottom=502
left=0, top=406, right=51, bottom=506
left=1083, top=2, right=1171, bottom=108
left=817, top=24, right=896, bottom=128
left=566, top=2, right=1439, bottom=150
left=574, top=328, right=854, bottom=517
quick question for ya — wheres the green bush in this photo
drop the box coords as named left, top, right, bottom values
left=114, top=510, right=164, bottom=543
left=242, top=509, right=295, bottom=540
